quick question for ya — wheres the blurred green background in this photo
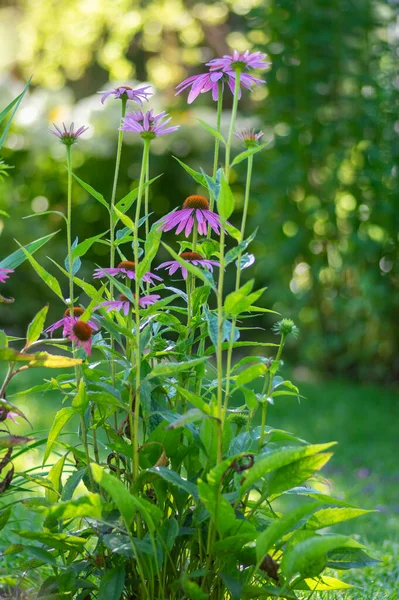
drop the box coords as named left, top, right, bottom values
left=0, top=0, right=398, bottom=383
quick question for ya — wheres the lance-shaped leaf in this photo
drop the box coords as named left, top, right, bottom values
left=231, top=143, right=269, bottom=167
left=0, top=436, right=34, bottom=448
left=72, top=173, right=109, bottom=211
left=16, top=243, right=64, bottom=301
left=137, top=225, right=162, bottom=281
left=148, top=356, right=208, bottom=379
left=43, top=407, right=75, bottom=463
left=115, top=174, right=162, bottom=214
left=0, top=231, right=59, bottom=271
left=0, top=77, right=31, bottom=149
left=197, top=118, right=226, bottom=143
left=173, top=156, right=206, bottom=187
left=225, top=280, right=266, bottom=316
left=71, top=232, right=107, bottom=262
left=217, top=172, right=235, bottom=221
left=25, top=305, right=49, bottom=349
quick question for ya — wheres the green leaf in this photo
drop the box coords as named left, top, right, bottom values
left=281, top=534, right=364, bottom=579
left=115, top=175, right=162, bottom=214
left=242, top=585, right=297, bottom=599
left=182, top=576, right=209, bottom=600
left=236, top=363, right=267, bottom=387
left=148, top=356, right=208, bottom=379
left=71, top=379, right=88, bottom=415
left=15, top=242, right=64, bottom=301
left=25, top=305, right=49, bottom=348
left=326, top=547, right=379, bottom=570
left=162, top=242, right=216, bottom=289
left=0, top=77, right=31, bottom=149
left=71, top=232, right=107, bottom=261
left=197, top=118, right=225, bottom=143
left=114, top=206, right=134, bottom=231
left=239, top=443, right=337, bottom=497
left=43, top=407, right=75, bottom=464
left=16, top=530, right=86, bottom=551
left=98, top=566, right=125, bottom=600
left=166, top=408, right=213, bottom=430
left=225, top=229, right=258, bottom=265
left=0, top=508, right=11, bottom=532
left=294, top=576, right=354, bottom=591
left=91, top=464, right=162, bottom=531
left=173, top=156, right=206, bottom=187
left=306, top=507, right=374, bottom=530
left=177, top=386, right=211, bottom=415
left=45, top=455, right=65, bottom=504
left=147, top=466, right=199, bottom=499
left=231, top=143, right=268, bottom=167
left=61, top=468, right=86, bottom=501
left=49, top=493, right=102, bottom=521
left=197, top=480, right=237, bottom=536
left=0, top=231, right=59, bottom=271
left=217, top=172, right=235, bottom=221
left=267, top=453, right=333, bottom=497
left=137, top=225, right=162, bottom=281
left=72, top=173, right=109, bottom=211
left=256, top=502, right=320, bottom=562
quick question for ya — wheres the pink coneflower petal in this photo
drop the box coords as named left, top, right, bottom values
left=156, top=252, right=220, bottom=280
left=207, top=50, right=270, bottom=72
left=49, top=122, right=88, bottom=146
left=121, top=109, right=179, bottom=139
left=0, top=268, right=14, bottom=284
left=98, top=85, right=152, bottom=105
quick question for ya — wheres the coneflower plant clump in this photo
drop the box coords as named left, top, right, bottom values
left=0, top=53, right=377, bottom=600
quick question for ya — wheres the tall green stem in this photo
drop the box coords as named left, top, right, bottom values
left=65, top=145, right=74, bottom=310
left=144, top=151, right=150, bottom=294
left=258, top=335, right=286, bottom=453
left=110, top=97, right=127, bottom=273
left=209, top=84, right=223, bottom=212
left=132, top=139, right=151, bottom=481
left=224, top=68, right=242, bottom=181
left=215, top=73, right=242, bottom=462
left=223, top=154, right=253, bottom=420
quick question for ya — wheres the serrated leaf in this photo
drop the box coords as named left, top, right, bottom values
left=326, top=547, right=379, bottom=570
left=281, top=533, right=364, bottom=579
left=256, top=502, right=320, bottom=562
left=306, top=507, right=374, bottom=530
left=239, top=443, right=337, bottom=497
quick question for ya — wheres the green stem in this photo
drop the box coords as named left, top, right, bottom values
left=109, top=98, right=127, bottom=465
left=80, top=415, right=95, bottom=489
left=224, top=67, right=242, bottom=181
left=258, top=335, right=286, bottom=453
left=110, top=97, right=127, bottom=273
left=222, top=154, right=254, bottom=420
left=132, top=139, right=151, bottom=482
left=209, top=84, right=223, bottom=212
left=65, top=145, right=74, bottom=309
left=144, top=150, right=150, bottom=295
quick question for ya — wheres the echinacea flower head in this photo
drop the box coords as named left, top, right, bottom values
left=64, top=318, right=95, bottom=355
left=93, top=261, right=162, bottom=285
left=156, top=251, right=220, bottom=280
left=97, top=293, right=161, bottom=316
left=159, top=195, right=224, bottom=237
left=121, top=109, right=179, bottom=139
left=45, top=307, right=99, bottom=337
left=272, top=318, right=299, bottom=339
left=0, top=268, right=13, bottom=284
left=98, top=85, right=152, bottom=105
left=234, top=129, right=264, bottom=148
left=207, top=50, right=270, bottom=73
left=49, top=122, right=88, bottom=146
left=175, top=71, right=264, bottom=104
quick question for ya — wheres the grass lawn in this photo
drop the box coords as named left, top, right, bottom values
left=2, top=368, right=398, bottom=598
left=268, top=373, right=399, bottom=599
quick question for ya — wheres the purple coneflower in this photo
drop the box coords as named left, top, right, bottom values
left=121, top=109, right=179, bottom=139
left=97, top=293, right=160, bottom=316
left=45, top=307, right=99, bottom=337
left=98, top=85, right=152, bottom=105
left=175, top=71, right=264, bottom=104
left=207, top=50, right=270, bottom=72
left=156, top=252, right=220, bottom=280
left=63, top=319, right=96, bottom=355
left=93, top=260, right=162, bottom=285
left=159, top=195, right=224, bottom=237
left=235, top=129, right=264, bottom=148
left=49, top=122, right=88, bottom=145
left=0, top=268, right=13, bottom=284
